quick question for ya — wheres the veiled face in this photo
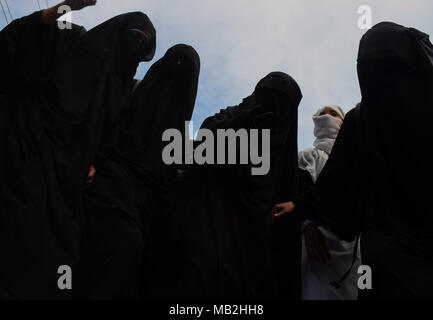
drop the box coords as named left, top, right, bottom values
left=130, top=29, right=151, bottom=46
left=320, top=106, right=344, bottom=122
left=119, top=28, right=154, bottom=63
left=119, top=13, right=156, bottom=63
left=357, top=22, right=425, bottom=99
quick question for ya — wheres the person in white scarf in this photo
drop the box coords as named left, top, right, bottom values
left=299, top=105, right=361, bottom=300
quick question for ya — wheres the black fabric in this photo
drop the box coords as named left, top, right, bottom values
left=357, top=22, right=433, bottom=258
left=0, top=11, right=86, bottom=299
left=79, top=45, right=200, bottom=299
left=357, top=22, right=433, bottom=299
left=0, top=11, right=86, bottom=96
left=359, top=230, right=433, bottom=300
left=0, top=11, right=155, bottom=299
left=274, top=168, right=312, bottom=300
left=73, top=12, right=156, bottom=164
left=118, top=44, right=200, bottom=182
left=296, top=168, right=314, bottom=228
left=295, top=109, right=362, bottom=242
left=77, top=159, right=145, bottom=299
left=295, top=22, right=433, bottom=299
left=270, top=72, right=302, bottom=298
left=155, top=72, right=302, bottom=299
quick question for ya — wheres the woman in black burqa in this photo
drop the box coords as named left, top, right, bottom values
left=0, top=6, right=155, bottom=299
left=79, top=45, right=200, bottom=299
left=274, top=22, right=433, bottom=299
left=152, top=72, right=302, bottom=299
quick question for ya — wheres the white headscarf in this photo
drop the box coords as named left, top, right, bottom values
left=299, top=105, right=345, bottom=182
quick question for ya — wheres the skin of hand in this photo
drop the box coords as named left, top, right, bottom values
left=303, top=225, right=331, bottom=264
left=87, top=164, right=96, bottom=184
left=272, top=201, right=295, bottom=219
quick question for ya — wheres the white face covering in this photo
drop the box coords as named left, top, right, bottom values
left=313, top=113, right=343, bottom=155
left=298, top=106, right=345, bottom=182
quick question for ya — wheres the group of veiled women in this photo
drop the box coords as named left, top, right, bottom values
left=1, top=1, right=433, bottom=300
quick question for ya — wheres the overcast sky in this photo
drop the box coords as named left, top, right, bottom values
left=2, top=0, right=433, bottom=149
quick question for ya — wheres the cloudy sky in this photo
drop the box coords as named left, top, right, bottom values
left=2, top=0, right=433, bottom=149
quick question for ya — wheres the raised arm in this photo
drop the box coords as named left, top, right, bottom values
left=41, top=0, right=97, bottom=25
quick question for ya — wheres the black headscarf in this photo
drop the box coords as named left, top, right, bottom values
left=357, top=22, right=433, bottom=257
left=122, top=44, right=200, bottom=280
left=65, top=12, right=157, bottom=165
left=77, top=12, right=156, bottom=79
left=157, top=72, right=302, bottom=299
left=117, top=44, right=200, bottom=182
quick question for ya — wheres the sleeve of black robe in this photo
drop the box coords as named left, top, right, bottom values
left=0, top=11, right=86, bottom=95
left=0, top=11, right=42, bottom=93
left=293, top=109, right=364, bottom=242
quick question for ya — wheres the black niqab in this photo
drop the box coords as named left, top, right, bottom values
left=357, top=22, right=433, bottom=256
left=118, top=44, right=200, bottom=181
left=68, top=12, right=156, bottom=164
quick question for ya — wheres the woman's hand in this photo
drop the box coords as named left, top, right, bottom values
left=304, top=225, right=331, bottom=264
left=272, top=201, right=295, bottom=219
left=63, top=0, right=97, bottom=11
left=87, top=164, right=96, bottom=184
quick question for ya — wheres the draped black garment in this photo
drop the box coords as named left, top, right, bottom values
left=155, top=72, right=302, bottom=299
left=0, top=11, right=155, bottom=299
left=79, top=45, right=200, bottom=299
left=296, top=22, right=433, bottom=299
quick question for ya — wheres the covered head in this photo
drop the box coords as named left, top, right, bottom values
left=357, top=22, right=433, bottom=114
left=356, top=22, right=433, bottom=167
left=118, top=44, right=200, bottom=175
left=314, top=105, right=345, bottom=120
left=312, top=105, right=345, bottom=154
left=254, top=72, right=302, bottom=202
left=78, top=11, right=156, bottom=78
left=356, top=22, right=433, bottom=256
left=245, top=71, right=302, bottom=147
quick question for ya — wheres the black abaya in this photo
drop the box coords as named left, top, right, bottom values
left=158, top=72, right=302, bottom=299
left=296, top=22, right=433, bottom=299
left=0, top=11, right=155, bottom=299
left=0, top=11, right=86, bottom=299
left=79, top=45, right=200, bottom=299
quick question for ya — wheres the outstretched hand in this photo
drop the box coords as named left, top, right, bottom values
left=272, top=201, right=295, bottom=219
left=64, top=0, right=97, bottom=11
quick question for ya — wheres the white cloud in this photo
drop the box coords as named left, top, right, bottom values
left=4, top=0, right=433, bottom=148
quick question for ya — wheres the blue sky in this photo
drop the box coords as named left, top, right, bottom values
left=2, top=0, right=433, bottom=149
